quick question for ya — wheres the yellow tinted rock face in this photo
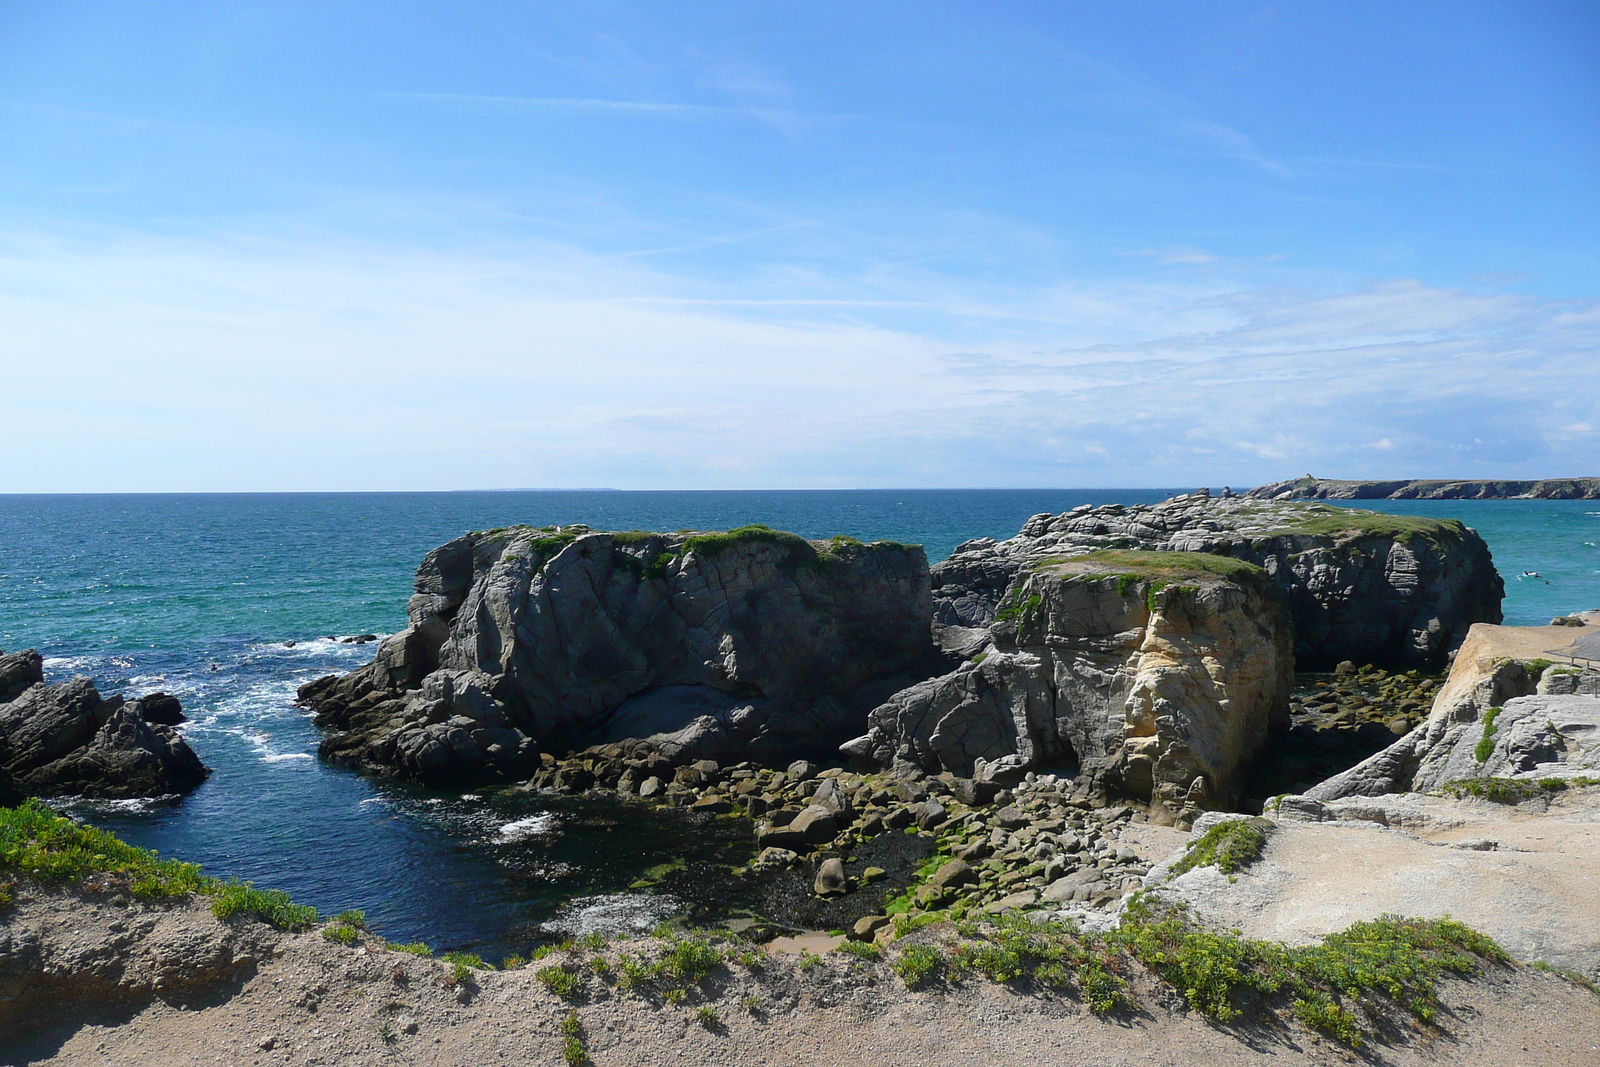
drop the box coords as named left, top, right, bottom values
left=849, top=559, right=1293, bottom=826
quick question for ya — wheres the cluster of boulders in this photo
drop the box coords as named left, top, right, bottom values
left=0, top=649, right=208, bottom=802
left=515, top=738, right=1152, bottom=931
left=300, top=525, right=936, bottom=785
left=1291, top=664, right=1443, bottom=739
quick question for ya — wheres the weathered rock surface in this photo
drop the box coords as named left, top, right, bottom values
left=930, top=492, right=1501, bottom=669
left=1154, top=786, right=1600, bottom=982
left=846, top=552, right=1293, bottom=823
left=1249, top=474, right=1600, bottom=501
left=1307, top=620, right=1600, bottom=800
left=0, top=651, right=209, bottom=799
left=299, top=525, right=937, bottom=784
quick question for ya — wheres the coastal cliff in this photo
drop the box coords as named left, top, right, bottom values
left=299, top=525, right=937, bottom=784
left=846, top=551, right=1293, bottom=824
left=1249, top=475, right=1600, bottom=500
left=930, top=493, right=1501, bottom=670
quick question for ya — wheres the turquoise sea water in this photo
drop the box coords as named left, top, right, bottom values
left=1, top=490, right=1597, bottom=955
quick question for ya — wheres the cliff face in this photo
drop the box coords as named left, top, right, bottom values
left=299, top=525, right=937, bottom=784
left=0, top=650, right=208, bottom=800
left=931, top=493, right=1501, bottom=670
left=846, top=552, right=1294, bottom=825
left=1249, top=476, right=1600, bottom=500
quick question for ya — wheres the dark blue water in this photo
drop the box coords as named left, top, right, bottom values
left=1, top=490, right=1596, bottom=955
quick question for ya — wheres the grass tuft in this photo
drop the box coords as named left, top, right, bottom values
left=1168, top=818, right=1272, bottom=878
left=536, top=963, right=584, bottom=999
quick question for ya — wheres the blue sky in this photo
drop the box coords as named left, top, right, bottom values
left=2, top=1, right=1597, bottom=490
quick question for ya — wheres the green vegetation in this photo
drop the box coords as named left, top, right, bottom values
left=1109, top=899, right=1507, bottom=1046
left=1167, top=818, right=1272, bottom=878
left=536, top=963, right=584, bottom=999
left=442, top=951, right=490, bottom=971
left=1039, top=548, right=1269, bottom=584
left=1475, top=706, right=1503, bottom=763
left=890, top=943, right=943, bottom=987
left=322, top=920, right=362, bottom=946
left=741, top=993, right=762, bottom=1014
left=694, top=1004, right=719, bottom=1028
left=835, top=938, right=882, bottom=961
left=390, top=941, right=433, bottom=957
left=210, top=881, right=319, bottom=930
left=1521, top=658, right=1553, bottom=676
left=1, top=799, right=207, bottom=900
left=881, top=902, right=1505, bottom=1047
left=1263, top=505, right=1463, bottom=545
left=993, top=591, right=1041, bottom=623
left=560, top=1010, right=587, bottom=1066
left=1436, top=776, right=1600, bottom=804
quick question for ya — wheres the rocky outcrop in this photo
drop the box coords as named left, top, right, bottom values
left=845, top=552, right=1293, bottom=825
left=931, top=492, right=1501, bottom=669
left=299, top=525, right=937, bottom=784
left=0, top=651, right=209, bottom=799
left=1306, top=621, right=1600, bottom=800
left=1248, top=475, right=1600, bottom=500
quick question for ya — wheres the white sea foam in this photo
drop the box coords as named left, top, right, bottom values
left=46, top=794, right=179, bottom=817
left=261, top=752, right=314, bottom=763
left=495, top=814, right=559, bottom=842
left=538, top=894, right=679, bottom=939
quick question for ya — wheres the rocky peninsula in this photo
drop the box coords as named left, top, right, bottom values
left=9, top=498, right=1600, bottom=1065
left=1251, top=475, right=1600, bottom=500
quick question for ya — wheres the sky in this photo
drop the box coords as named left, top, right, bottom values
left=2, top=1, right=1598, bottom=491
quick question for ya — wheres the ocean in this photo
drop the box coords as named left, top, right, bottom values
left=2, top=489, right=1597, bottom=957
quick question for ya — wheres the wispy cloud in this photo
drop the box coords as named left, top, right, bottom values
left=0, top=227, right=1594, bottom=491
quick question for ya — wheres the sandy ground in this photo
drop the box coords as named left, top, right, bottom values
left=6, top=882, right=1600, bottom=1067
left=1154, top=787, right=1600, bottom=979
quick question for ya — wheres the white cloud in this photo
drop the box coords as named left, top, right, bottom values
left=0, top=226, right=1595, bottom=491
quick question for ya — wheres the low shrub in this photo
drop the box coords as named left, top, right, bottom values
left=1167, top=819, right=1272, bottom=878
left=560, top=1010, right=586, bottom=1066
left=211, top=881, right=318, bottom=931
left=1475, top=707, right=1503, bottom=763
left=390, top=941, right=433, bottom=957
left=536, top=963, right=583, bottom=999
left=891, top=943, right=942, bottom=987
left=835, top=939, right=882, bottom=961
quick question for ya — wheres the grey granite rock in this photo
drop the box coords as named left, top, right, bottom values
left=847, top=552, right=1293, bottom=824
left=301, top=525, right=936, bottom=785
left=0, top=666, right=208, bottom=799
left=930, top=493, right=1499, bottom=669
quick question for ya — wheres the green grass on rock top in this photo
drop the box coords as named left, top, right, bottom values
left=0, top=799, right=317, bottom=930
left=1034, top=549, right=1269, bottom=584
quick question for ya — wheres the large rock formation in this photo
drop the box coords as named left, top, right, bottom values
left=931, top=492, right=1501, bottom=669
left=1248, top=475, right=1600, bottom=500
left=0, top=649, right=208, bottom=799
left=844, top=551, right=1294, bottom=824
left=299, top=525, right=937, bottom=784
left=1307, top=618, right=1600, bottom=800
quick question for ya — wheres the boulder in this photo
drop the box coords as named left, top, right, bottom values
left=929, top=494, right=1499, bottom=669
left=814, top=857, right=849, bottom=897
left=846, top=552, right=1293, bottom=824
left=0, top=666, right=208, bottom=799
left=299, top=525, right=936, bottom=785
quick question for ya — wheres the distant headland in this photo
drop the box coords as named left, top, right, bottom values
left=1249, top=475, right=1600, bottom=500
